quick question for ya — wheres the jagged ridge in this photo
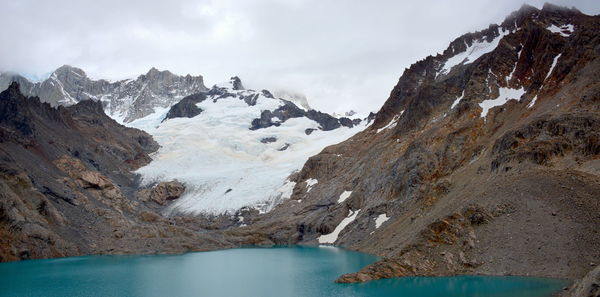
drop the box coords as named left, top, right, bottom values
left=0, top=66, right=207, bottom=123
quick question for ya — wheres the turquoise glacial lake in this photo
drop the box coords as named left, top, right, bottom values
left=0, top=246, right=567, bottom=297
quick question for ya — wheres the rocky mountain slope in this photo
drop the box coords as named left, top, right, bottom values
left=0, top=82, right=232, bottom=261
left=229, top=3, right=600, bottom=293
left=128, top=76, right=368, bottom=215
left=0, top=66, right=207, bottom=123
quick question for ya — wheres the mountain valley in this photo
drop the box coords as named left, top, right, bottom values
left=0, top=3, right=599, bottom=297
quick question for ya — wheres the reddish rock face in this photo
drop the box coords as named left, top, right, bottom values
left=54, top=156, right=113, bottom=190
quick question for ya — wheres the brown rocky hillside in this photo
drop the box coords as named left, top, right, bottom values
left=0, top=82, right=232, bottom=261
left=234, top=4, right=600, bottom=295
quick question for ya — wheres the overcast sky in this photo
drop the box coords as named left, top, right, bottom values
left=1, top=0, right=598, bottom=114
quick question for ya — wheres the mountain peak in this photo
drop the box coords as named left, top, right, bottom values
left=2, top=81, right=23, bottom=99
left=541, top=2, right=581, bottom=14
left=53, top=65, right=86, bottom=78
left=7, top=81, right=20, bottom=91
left=511, top=3, right=539, bottom=18
left=145, top=67, right=173, bottom=78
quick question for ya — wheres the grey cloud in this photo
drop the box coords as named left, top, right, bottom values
left=1, top=0, right=599, bottom=114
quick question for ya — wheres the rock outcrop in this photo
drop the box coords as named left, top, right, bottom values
left=149, top=181, right=186, bottom=205
left=561, top=265, right=600, bottom=297
left=162, top=93, right=207, bottom=121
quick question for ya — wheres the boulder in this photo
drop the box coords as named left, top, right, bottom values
left=150, top=181, right=186, bottom=205
left=562, top=265, right=600, bottom=297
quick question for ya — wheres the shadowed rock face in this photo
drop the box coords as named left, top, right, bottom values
left=249, top=100, right=359, bottom=130
left=228, top=3, right=600, bottom=289
left=0, top=82, right=233, bottom=262
left=162, top=93, right=207, bottom=121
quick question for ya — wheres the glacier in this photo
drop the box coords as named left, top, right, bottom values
left=128, top=80, right=367, bottom=215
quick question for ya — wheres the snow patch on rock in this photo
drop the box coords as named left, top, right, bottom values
left=375, top=214, right=390, bottom=229
left=377, top=110, right=403, bottom=133
left=479, top=87, right=526, bottom=118
left=545, top=53, right=562, bottom=81
left=527, top=95, right=538, bottom=109
left=506, top=46, right=523, bottom=83
left=337, top=191, right=352, bottom=203
left=276, top=180, right=296, bottom=200
left=451, top=91, right=465, bottom=110
left=546, top=24, right=574, bottom=37
left=318, top=209, right=361, bottom=244
left=440, top=28, right=508, bottom=75
left=305, top=178, right=318, bottom=193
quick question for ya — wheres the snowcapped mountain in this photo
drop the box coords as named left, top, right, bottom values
left=127, top=77, right=369, bottom=215
left=0, top=66, right=369, bottom=215
left=0, top=65, right=207, bottom=122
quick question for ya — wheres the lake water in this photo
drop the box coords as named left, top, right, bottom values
left=0, top=246, right=568, bottom=297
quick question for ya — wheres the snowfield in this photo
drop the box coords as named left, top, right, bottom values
left=127, top=82, right=367, bottom=215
